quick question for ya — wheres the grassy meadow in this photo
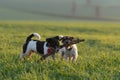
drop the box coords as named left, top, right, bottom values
left=0, top=21, right=120, bottom=80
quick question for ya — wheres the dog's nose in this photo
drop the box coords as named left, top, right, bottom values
left=65, top=41, right=68, bottom=44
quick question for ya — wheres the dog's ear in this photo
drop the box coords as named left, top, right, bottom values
left=53, top=35, right=63, bottom=41
left=53, top=36, right=59, bottom=40
left=46, top=38, right=53, bottom=47
left=46, top=38, right=52, bottom=42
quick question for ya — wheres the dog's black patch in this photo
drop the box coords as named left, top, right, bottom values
left=46, top=38, right=60, bottom=49
left=53, top=36, right=62, bottom=41
left=36, top=41, right=45, bottom=54
left=23, top=43, right=28, bottom=53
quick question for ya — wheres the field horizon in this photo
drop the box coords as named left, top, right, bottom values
left=1, top=0, right=120, bottom=21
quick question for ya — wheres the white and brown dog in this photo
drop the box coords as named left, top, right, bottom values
left=59, top=36, right=85, bottom=62
left=20, top=33, right=63, bottom=61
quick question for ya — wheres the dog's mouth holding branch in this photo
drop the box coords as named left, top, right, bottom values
left=58, top=36, right=85, bottom=62
left=62, top=37, right=85, bottom=50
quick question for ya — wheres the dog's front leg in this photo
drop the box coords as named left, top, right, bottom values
left=64, top=55, right=69, bottom=62
left=51, top=53, right=56, bottom=60
left=61, top=52, right=64, bottom=60
left=69, top=56, right=72, bottom=61
left=72, top=54, right=78, bottom=62
left=27, top=51, right=33, bottom=60
left=37, top=54, right=50, bottom=63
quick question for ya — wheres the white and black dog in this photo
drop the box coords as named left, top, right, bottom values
left=59, top=36, right=85, bottom=62
left=20, top=33, right=63, bottom=61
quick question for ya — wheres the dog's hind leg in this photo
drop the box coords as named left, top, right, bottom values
left=20, top=48, right=31, bottom=61
left=27, top=51, right=33, bottom=60
left=20, top=43, right=28, bottom=61
left=20, top=52, right=25, bottom=61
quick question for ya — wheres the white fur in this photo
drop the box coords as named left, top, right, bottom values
left=59, top=44, right=78, bottom=62
left=59, top=35, right=63, bottom=39
left=44, top=42, right=48, bottom=55
left=33, top=33, right=41, bottom=40
left=26, top=40, right=37, bottom=53
left=20, top=41, right=49, bottom=60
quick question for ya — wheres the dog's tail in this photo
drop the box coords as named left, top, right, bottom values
left=26, top=33, right=41, bottom=42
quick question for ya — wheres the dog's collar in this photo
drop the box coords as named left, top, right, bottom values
left=47, top=47, right=55, bottom=54
left=47, top=48, right=52, bottom=54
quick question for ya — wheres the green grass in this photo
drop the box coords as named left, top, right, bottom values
left=0, top=21, right=120, bottom=80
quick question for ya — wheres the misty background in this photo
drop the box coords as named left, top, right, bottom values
left=0, top=0, right=120, bottom=21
